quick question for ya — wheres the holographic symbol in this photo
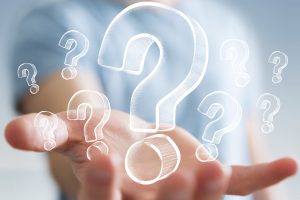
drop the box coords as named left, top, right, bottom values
left=98, top=2, right=209, bottom=133
left=268, top=51, right=288, bottom=84
left=196, top=91, right=242, bottom=162
left=17, top=63, right=39, bottom=94
left=256, top=93, right=280, bottom=134
left=59, top=30, right=89, bottom=80
left=34, top=111, right=59, bottom=151
left=67, top=90, right=111, bottom=160
left=220, top=39, right=250, bottom=88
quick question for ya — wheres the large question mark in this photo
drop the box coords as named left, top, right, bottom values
left=67, top=90, right=111, bottom=160
left=98, top=2, right=208, bottom=185
left=256, top=93, right=281, bottom=134
left=34, top=111, right=59, bottom=151
left=59, top=30, right=89, bottom=80
left=98, top=2, right=209, bottom=133
left=268, top=51, right=288, bottom=84
left=17, top=63, right=39, bottom=94
left=196, top=91, right=242, bottom=162
left=220, top=39, right=250, bottom=88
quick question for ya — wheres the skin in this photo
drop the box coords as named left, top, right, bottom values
left=5, top=110, right=298, bottom=200
left=6, top=1, right=298, bottom=199
left=5, top=70, right=298, bottom=200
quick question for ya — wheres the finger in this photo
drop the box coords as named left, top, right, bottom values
left=5, top=110, right=147, bottom=154
left=157, top=171, right=195, bottom=200
left=228, top=157, right=298, bottom=195
left=78, top=154, right=120, bottom=200
left=5, top=113, right=68, bottom=152
left=194, top=161, right=231, bottom=200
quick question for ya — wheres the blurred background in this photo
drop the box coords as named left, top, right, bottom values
left=0, top=0, right=299, bottom=199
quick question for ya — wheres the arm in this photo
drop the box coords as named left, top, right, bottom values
left=19, top=69, right=103, bottom=200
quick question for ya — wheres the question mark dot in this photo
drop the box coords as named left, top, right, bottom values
left=61, top=67, right=78, bottom=80
left=272, top=76, right=282, bottom=84
left=44, top=140, right=56, bottom=151
left=86, top=141, right=109, bottom=160
left=261, top=122, right=274, bottom=134
left=196, top=143, right=218, bottom=162
left=30, top=84, right=40, bottom=94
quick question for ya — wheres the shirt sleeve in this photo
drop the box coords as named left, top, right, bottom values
left=10, top=3, right=93, bottom=108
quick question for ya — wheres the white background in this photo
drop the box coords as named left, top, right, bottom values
left=0, top=0, right=299, bottom=199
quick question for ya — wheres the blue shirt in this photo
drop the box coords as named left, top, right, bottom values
left=11, top=0, right=261, bottom=199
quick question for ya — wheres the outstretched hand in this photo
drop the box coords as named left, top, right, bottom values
left=5, top=110, right=298, bottom=200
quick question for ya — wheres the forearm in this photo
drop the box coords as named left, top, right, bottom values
left=19, top=69, right=103, bottom=200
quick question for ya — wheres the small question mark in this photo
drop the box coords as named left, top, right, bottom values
left=67, top=90, right=111, bottom=160
left=34, top=111, right=59, bottom=151
left=256, top=93, right=280, bottom=134
left=196, top=91, right=242, bottom=162
left=220, top=39, right=250, bottom=88
left=268, top=51, right=288, bottom=84
left=17, top=63, right=39, bottom=94
left=98, top=2, right=209, bottom=133
left=59, top=30, right=89, bottom=80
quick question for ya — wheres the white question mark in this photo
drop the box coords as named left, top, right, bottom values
left=17, top=63, right=39, bottom=94
left=256, top=93, right=280, bottom=134
left=268, top=51, right=288, bottom=84
left=67, top=90, right=111, bottom=160
left=98, top=2, right=209, bottom=133
left=98, top=2, right=208, bottom=185
left=59, top=30, right=89, bottom=80
left=220, top=39, right=250, bottom=88
left=34, top=111, right=58, bottom=151
left=196, top=91, right=242, bottom=162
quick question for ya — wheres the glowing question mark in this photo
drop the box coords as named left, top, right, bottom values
left=67, top=90, right=111, bottom=160
left=34, top=111, right=59, bottom=151
left=17, top=63, right=39, bottom=94
left=196, top=91, right=242, bottom=162
left=220, top=39, right=250, bottom=88
left=98, top=2, right=208, bottom=185
left=59, top=30, right=89, bottom=80
left=98, top=2, right=209, bottom=133
left=256, top=93, right=280, bottom=134
left=268, top=51, right=288, bottom=84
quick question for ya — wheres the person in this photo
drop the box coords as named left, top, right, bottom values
left=5, top=0, right=298, bottom=200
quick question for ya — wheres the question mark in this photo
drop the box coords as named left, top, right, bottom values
left=196, top=91, right=242, bottom=162
left=67, top=90, right=111, bottom=160
left=98, top=2, right=208, bottom=185
left=98, top=2, right=209, bottom=133
left=17, top=63, right=39, bottom=94
left=220, top=39, right=250, bottom=88
left=59, top=30, right=89, bottom=80
left=34, top=111, right=59, bottom=151
left=268, top=51, right=288, bottom=84
left=256, top=93, right=280, bottom=134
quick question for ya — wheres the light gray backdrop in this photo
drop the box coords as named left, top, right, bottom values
left=0, top=0, right=299, bottom=199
